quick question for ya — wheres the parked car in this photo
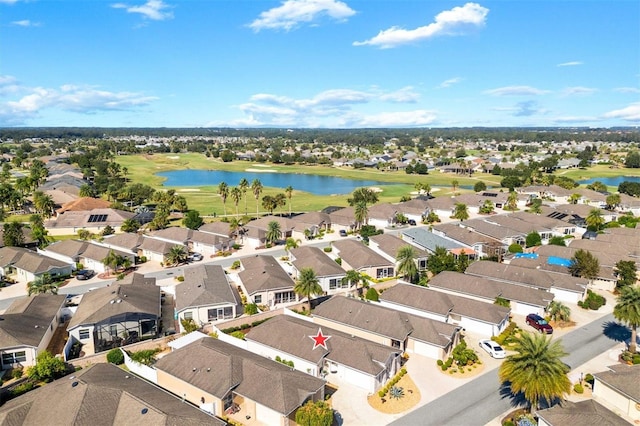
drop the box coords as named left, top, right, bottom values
left=479, top=339, right=506, bottom=359
left=188, top=253, right=203, bottom=262
left=339, top=229, right=348, bottom=237
left=526, top=313, right=553, bottom=334
left=408, top=219, right=417, bottom=226
left=76, top=269, right=94, bottom=280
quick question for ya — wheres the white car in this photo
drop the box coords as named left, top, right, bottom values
left=479, top=339, right=506, bottom=359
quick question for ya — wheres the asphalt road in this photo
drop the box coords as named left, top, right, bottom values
left=391, top=313, right=619, bottom=426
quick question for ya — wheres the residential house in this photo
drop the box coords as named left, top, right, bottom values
left=312, top=296, right=460, bottom=360
left=0, top=363, right=222, bottom=425
left=99, top=232, right=145, bottom=257
left=175, top=264, right=242, bottom=332
left=154, top=337, right=326, bottom=424
left=243, top=215, right=297, bottom=247
left=11, top=249, right=73, bottom=285
left=199, top=221, right=236, bottom=239
left=0, top=294, right=66, bottom=370
left=428, top=271, right=553, bottom=315
left=401, top=227, right=475, bottom=259
left=289, top=246, right=348, bottom=295
left=367, top=203, right=402, bottom=229
left=379, top=283, right=510, bottom=337
left=592, top=363, right=640, bottom=422
left=328, top=206, right=357, bottom=231
left=431, top=222, right=504, bottom=259
left=290, top=211, right=332, bottom=239
left=67, top=273, right=160, bottom=355
left=139, top=236, right=185, bottom=264
left=55, top=196, right=111, bottom=216
left=37, top=239, right=88, bottom=266
left=536, top=400, right=631, bottom=426
left=237, top=255, right=298, bottom=307
left=80, top=243, right=134, bottom=274
left=331, top=240, right=395, bottom=280
left=368, top=233, right=430, bottom=272
left=245, top=313, right=401, bottom=393
left=45, top=207, right=136, bottom=236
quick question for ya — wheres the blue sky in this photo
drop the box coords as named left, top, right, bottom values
left=1, top=0, right=639, bottom=128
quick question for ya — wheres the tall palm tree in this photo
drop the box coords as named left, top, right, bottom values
left=165, top=245, right=188, bottom=267
left=451, top=179, right=459, bottom=194
left=230, top=186, right=242, bottom=217
left=101, top=249, right=121, bottom=276
left=354, top=201, right=368, bottom=230
left=218, top=182, right=229, bottom=216
left=452, top=202, right=469, bottom=221
left=547, top=301, right=571, bottom=323
left=285, top=185, right=294, bottom=217
left=396, top=245, right=418, bottom=283
left=499, top=333, right=571, bottom=411
left=251, top=179, right=263, bottom=218
left=505, top=191, right=518, bottom=211
left=266, top=220, right=281, bottom=246
left=284, top=237, right=301, bottom=253
left=342, top=269, right=367, bottom=296
left=274, top=193, right=287, bottom=216
left=585, top=208, right=604, bottom=231
left=294, top=267, right=323, bottom=311
left=239, top=178, right=249, bottom=215
left=614, top=285, right=640, bottom=353
left=27, top=273, right=58, bottom=296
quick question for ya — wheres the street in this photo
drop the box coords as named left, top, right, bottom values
left=390, top=313, right=619, bottom=426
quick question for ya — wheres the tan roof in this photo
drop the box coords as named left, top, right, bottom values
left=594, top=363, right=640, bottom=403
left=290, top=246, right=346, bottom=278
left=46, top=208, right=135, bottom=229
left=139, top=237, right=182, bottom=255
left=0, top=294, right=66, bottom=348
left=175, top=265, right=240, bottom=312
left=81, top=244, right=133, bottom=262
left=14, top=251, right=71, bottom=274
left=42, top=239, right=88, bottom=258
left=154, top=337, right=325, bottom=416
left=432, top=223, right=501, bottom=246
left=0, top=363, right=221, bottom=425
left=369, top=233, right=429, bottom=260
left=101, top=232, right=145, bottom=251
left=151, top=227, right=192, bottom=244
left=0, top=246, right=29, bottom=267
left=238, top=255, right=295, bottom=295
left=56, top=197, right=111, bottom=214
left=198, top=221, right=234, bottom=237
left=536, top=400, right=630, bottom=426
left=68, top=273, right=159, bottom=329
left=291, top=211, right=332, bottom=228
left=332, top=239, right=395, bottom=271
left=328, top=206, right=356, bottom=226
left=245, top=215, right=297, bottom=231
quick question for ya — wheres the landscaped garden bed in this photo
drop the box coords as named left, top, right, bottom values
left=367, top=372, right=420, bottom=414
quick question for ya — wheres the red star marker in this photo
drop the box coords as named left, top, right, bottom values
left=309, top=328, right=331, bottom=350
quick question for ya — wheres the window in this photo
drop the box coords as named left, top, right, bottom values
left=184, top=311, right=193, bottom=320
left=418, top=259, right=427, bottom=270
left=110, top=325, right=118, bottom=337
left=329, top=278, right=341, bottom=290
left=274, top=291, right=296, bottom=304
left=376, top=267, right=394, bottom=279
left=254, top=295, right=262, bottom=304
left=2, top=351, right=26, bottom=365
left=79, top=329, right=90, bottom=340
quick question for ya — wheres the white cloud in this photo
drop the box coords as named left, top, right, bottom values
left=11, top=20, right=41, bottom=27
left=111, top=0, right=173, bottom=21
left=557, top=61, right=583, bottom=67
left=249, top=0, right=356, bottom=32
left=614, top=87, right=640, bottom=94
left=344, top=110, right=436, bottom=127
left=561, top=86, right=597, bottom=97
left=553, top=116, right=598, bottom=124
left=491, top=100, right=548, bottom=117
left=0, top=0, right=20, bottom=4
left=603, top=103, right=640, bottom=122
left=437, top=77, right=462, bottom=88
left=353, top=2, right=488, bottom=49
left=484, top=85, right=550, bottom=96
left=379, top=86, right=420, bottom=103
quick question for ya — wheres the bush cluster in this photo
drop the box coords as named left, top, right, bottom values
left=107, top=348, right=125, bottom=365
left=244, top=303, right=258, bottom=315
left=573, top=383, right=584, bottom=394
left=578, top=290, right=606, bottom=310
left=323, top=247, right=332, bottom=253
left=378, top=368, right=407, bottom=398
left=492, top=322, right=518, bottom=346
left=275, top=355, right=294, bottom=368
left=220, top=318, right=272, bottom=334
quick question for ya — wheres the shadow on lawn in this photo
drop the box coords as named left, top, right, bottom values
left=499, top=382, right=562, bottom=411
left=602, top=321, right=630, bottom=343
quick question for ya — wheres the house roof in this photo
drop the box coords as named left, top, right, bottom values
left=245, top=215, right=297, bottom=232
left=401, top=228, right=463, bottom=251
left=0, top=294, right=66, bottom=348
left=139, top=237, right=182, bottom=255
left=312, top=296, right=458, bottom=347
left=175, top=264, right=240, bottom=312
left=101, top=232, right=145, bottom=251
left=41, top=239, right=88, bottom=258
left=0, top=246, right=29, bottom=268
left=56, top=197, right=111, bottom=214
left=154, top=337, right=325, bottom=416
left=466, top=260, right=587, bottom=293
left=536, top=399, right=630, bottom=426
left=594, top=363, right=640, bottom=403
left=246, top=314, right=400, bottom=376
left=428, top=271, right=553, bottom=308
left=369, top=234, right=430, bottom=260
left=328, top=206, right=356, bottom=227
left=13, top=251, right=71, bottom=274
left=291, top=211, right=332, bottom=229
left=81, top=243, right=133, bottom=262
left=46, top=208, right=135, bottom=229
left=198, top=221, right=234, bottom=238
left=238, top=255, right=295, bottom=295
left=151, top=227, right=192, bottom=244
left=189, top=230, right=227, bottom=247
left=0, top=363, right=221, bottom=426
left=380, top=282, right=511, bottom=325
left=68, top=273, right=160, bottom=329
left=290, top=246, right=345, bottom=278
left=331, top=240, right=395, bottom=270
left=432, top=223, right=501, bottom=246
left=367, top=203, right=401, bottom=220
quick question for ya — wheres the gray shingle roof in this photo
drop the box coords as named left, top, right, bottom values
left=369, top=233, right=430, bottom=260
left=536, top=399, right=631, bottom=426
left=238, top=255, right=295, bottom=295
left=0, top=294, right=66, bottom=348
left=0, top=363, right=222, bottom=425
left=198, top=221, right=234, bottom=237
left=246, top=315, right=400, bottom=376
left=42, top=240, right=88, bottom=258
left=175, top=264, right=239, bottom=312
left=13, top=251, right=71, bottom=274
left=594, top=363, right=640, bottom=403
left=68, top=273, right=160, bottom=329
left=101, top=233, right=145, bottom=251
left=154, top=337, right=325, bottom=416
left=290, top=246, right=345, bottom=278
left=401, top=228, right=463, bottom=251
left=139, top=237, right=182, bottom=255
left=151, top=227, right=192, bottom=244
left=312, top=296, right=458, bottom=347
left=432, top=222, right=501, bottom=246
left=331, top=240, right=395, bottom=270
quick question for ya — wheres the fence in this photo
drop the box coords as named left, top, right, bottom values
left=68, top=335, right=174, bottom=368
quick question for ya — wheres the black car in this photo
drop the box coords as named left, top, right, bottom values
left=339, top=230, right=348, bottom=237
left=76, top=269, right=95, bottom=280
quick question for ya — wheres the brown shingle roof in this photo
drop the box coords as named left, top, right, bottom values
left=56, top=197, right=111, bottom=214
left=369, top=234, right=429, bottom=260
left=101, top=232, right=145, bottom=251
left=594, top=363, right=640, bottom=403
left=41, top=240, right=88, bottom=258
left=238, top=255, right=295, bottom=295
left=332, top=240, right=395, bottom=271
left=535, top=400, right=630, bottom=426
left=13, top=251, right=71, bottom=274
left=0, top=294, right=66, bottom=348
left=175, top=265, right=239, bottom=312
left=290, top=246, right=345, bottom=278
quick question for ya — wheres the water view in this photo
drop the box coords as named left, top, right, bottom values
left=157, top=169, right=391, bottom=195
left=578, top=176, right=640, bottom=186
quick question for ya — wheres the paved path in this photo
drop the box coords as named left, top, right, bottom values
left=390, top=313, right=619, bottom=426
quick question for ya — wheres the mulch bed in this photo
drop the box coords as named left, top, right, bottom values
left=367, top=374, right=421, bottom=414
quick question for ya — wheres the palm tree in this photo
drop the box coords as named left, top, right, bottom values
left=342, top=269, right=367, bottom=296
left=251, top=179, right=263, bottom=218
left=27, top=273, right=58, bottom=296
left=285, top=185, right=294, bottom=217
left=284, top=237, right=301, bottom=253
left=452, top=203, right=469, bottom=221
left=498, top=332, right=571, bottom=411
left=165, top=245, right=188, bottom=267
left=101, top=249, right=121, bottom=276
left=274, top=193, right=287, bottom=216
left=396, top=245, right=418, bottom=283
left=239, top=178, right=249, bottom=215
left=230, top=186, right=242, bottom=217
left=614, top=285, right=640, bottom=353
left=568, top=193, right=581, bottom=205
left=547, top=301, right=571, bottom=323
left=451, top=179, right=459, bottom=194
left=505, top=191, right=518, bottom=211
left=354, top=201, right=368, bottom=230
left=218, top=182, right=229, bottom=216
left=586, top=208, right=605, bottom=231
left=294, top=267, right=323, bottom=311
left=266, top=220, right=281, bottom=246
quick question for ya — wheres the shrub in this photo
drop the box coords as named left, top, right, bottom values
left=232, top=243, right=241, bottom=250
left=107, top=348, right=125, bottom=365
left=365, top=287, right=379, bottom=301
left=231, top=260, right=241, bottom=270
left=11, top=381, right=35, bottom=397
left=27, top=351, right=66, bottom=383
left=378, top=389, right=386, bottom=397
left=295, top=400, right=333, bottom=426
left=129, top=348, right=160, bottom=366
left=175, top=275, right=184, bottom=282
left=335, top=257, right=342, bottom=265
left=441, top=364, right=447, bottom=371
left=573, top=383, right=584, bottom=394
left=230, top=331, right=245, bottom=340
left=11, top=368, right=23, bottom=379
left=244, top=303, right=258, bottom=315
left=437, top=359, right=444, bottom=366
left=584, top=373, right=594, bottom=385
left=633, top=354, right=640, bottom=365
left=578, top=290, right=606, bottom=310
left=508, top=244, right=523, bottom=254
left=503, top=421, right=515, bottom=426
left=116, top=273, right=125, bottom=280
left=323, top=246, right=332, bottom=253
left=400, top=367, right=406, bottom=375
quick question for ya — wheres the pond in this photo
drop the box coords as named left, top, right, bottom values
left=578, top=176, right=640, bottom=186
left=157, top=169, right=391, bottom=195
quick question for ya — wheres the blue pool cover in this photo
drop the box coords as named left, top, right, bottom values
left=547, top=256, right=573, bottom=267
left=514, top=252, right=538, bottom=259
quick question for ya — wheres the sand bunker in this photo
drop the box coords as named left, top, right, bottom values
left=245, top=168, right=277, bottom=173
left=178, top=188, right=201, bottom=192
left=167, top=156, right=180, bottom=159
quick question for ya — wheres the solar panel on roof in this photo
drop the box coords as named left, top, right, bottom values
left=481, top=192, right=498, bottom=197
left=88, top=214, right=108, bottom=223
